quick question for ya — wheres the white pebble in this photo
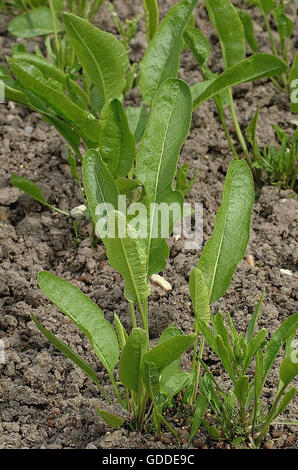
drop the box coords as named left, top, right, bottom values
left=151, top=274, right=172, bottom=292
left=70, top=204, right=86, bottom=218
left=280, top=269, right=293, bottom=276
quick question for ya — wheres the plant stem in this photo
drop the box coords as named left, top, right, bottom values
left=191, top=336, right=205, bottom=405
left=49, top=0, right=62, bottom=69
left=228, top=89, right=249, bottom=158
left=129, top=301, right=137, bottom=329
left=263, top=12, right=278, bottom=57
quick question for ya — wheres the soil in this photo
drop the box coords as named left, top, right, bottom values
left=0, top=0, right=297, bottom=450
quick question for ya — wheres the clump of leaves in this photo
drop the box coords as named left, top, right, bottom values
left=247, top=106, right=298, bottom=191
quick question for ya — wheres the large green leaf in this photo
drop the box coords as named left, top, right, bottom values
left=279, top=355, right=298, bottom=391
left=141, top=334, right=195, bottom=376
left=104, top=211, right=151, bottom=304
left=136, top=78, right=192, bottom=276
left=96, top=408, right=124, bottom=429
left=197, top=158, right=254, bottom=304
left=237, top=9, right=259, bottom=53
left=8, top=58, right=100, bottom=147
left=126, top=105, right=148, bottom=143
left=183, top=25, right=211, bottom=68
left=263, top=312, right=298, bottom=383
left=192, top=54, right=287, bottom=110
left=99, top=99, right=135, bottom=178
left=8, top=7, right=64, bottom=38
left=290, top=52, right=298, bottom=114
left=82, top=149, right=120, bottom=229
left=31, top=313, right=106, bottom=394
left=64, top=13, right=129, bottom=107
left=204, top=0, right=245, bottom=69
left=140, top=0, right=198, bottom=105
left=143, top=0, right=159, bottom=41
left=38, top=271, right=119, bottom=374
left=189, top=267, right=211, bottom=325
left=119, top=328, right=148, bottom=393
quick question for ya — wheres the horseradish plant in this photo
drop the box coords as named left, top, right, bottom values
left=1, top=0, right=288, bottom=220
left=31, top=109, right=298, bottom=444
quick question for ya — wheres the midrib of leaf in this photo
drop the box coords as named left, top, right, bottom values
left=68, top=19, right=107, bottom=104
left=207, top=177, right=232, bottom=302
left=145, top=102, right=175, bottom=277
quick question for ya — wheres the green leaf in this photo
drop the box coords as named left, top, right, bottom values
left=234, top=375, right=249, bottom=406
left=237, top=9, right=259, bottom=53
left=188, top=394, right=208, bottom=442
left=8, top=7, right=64, bottom=38
left=8, top=58, right=100, bottom=147
left=96, top=408, right=124, bottom=429
left=116, top=177, right=139, bottom=195
left=104, top=211, right=151, bottom=304
left=140, top=0, right=199, bottom=105
left=31, top=312, right=110, bottom=401
left=160, top=370, right=190, bottom=398
left=202, top=419, right=221, bottom=439
left=196, top=158, right=254, bottom=304
left=119, top=328, right=148, bottom=393
left=143, top=361, right=160, bottom=398
left=136, top=78, right=192, bottom=276
left=205, top=0, right=245, bottom=69
left=274, top=387, right=297, bottom=420
left=213, top=312, right=234, bottom=360
left=12, top=52, right=88, bottom=107
left=290, top=52, right=298, bottom=114
left=99, top=99, right=135, bottom=178
left=38, top=271, right=119, bottom=374
left=273, top=5, right=293, bottom=42
left=82, top=149, right=120, bottom=229
left=189, top=268, right=210, bottom=325
left=279, top=355, right=298, bottom=390
left=255, top=349, right=264, bottom=402
left=143, top=0, right=159, bottom=41
left=257, top=0, right=275, bottom=15
left=192, top=54, right=287, bottom=110
left=243, top=329, right=267, bottom=372
left=215, top=335, right=236, bottom=382
left=246, top=290, right=265, bottom=343
left=142, top=334, right=195, bottom=377
left=246, top=102, right=262, bottom=153
left=114, top=313, right=128, bottom=352
left=64, top=13, right=129, bottom=107
left=263, top=312, right=298, bottom=383
left=11, top=174, right=47, bottom=206
left=183, top=26, right=211, bottom=67
left=126, top=105, right=148, bottom=143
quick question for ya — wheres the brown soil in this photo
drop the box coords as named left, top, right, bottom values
left=0, top=0, right=297, bottom=449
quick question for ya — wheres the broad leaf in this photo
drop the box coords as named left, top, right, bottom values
left=143, top=0, right=159, bottom=41
left=279, top=355, right=298, bottom=391
left=104, top=211, right=151, bottom=304
left=263, top=312, right=298, bottom=383
left=8, top=7, right=64, bottom=38
left=143, top=361, right=160, bottom=398
left=99, top=99, right=135, bottom=178
left=83, top=149, right=120, bottom=229
left=64, top=13, right=129, bottom=107
left=205, top=0, right=245, bottom=68
left=140, top=0, right=199, bottom=105
left=141, top=334, right=195, bottom=376
left=126, top=105, right=148, bottom=143
left=237, top=9, right=259, bottom=53
left=119, top=328, right=148, bottom=393
left=38, top=271, right=119, bottom=374
left=8, top=58, right=100, bottom=147
left=197, top=158, right=254, bottom=304
left=183, top=26, right=211, bottom=67
left=189, top=268, right=210, bottom=325
left=136, top=78, right=192, bottom=276
left=189, top=394, right=208, bottom=441
left=31, top=313, right=105, bottom=393
left=96, top=408, right=124, bottom=428
left=11, top=174, right=47, bottom=206
left=192, top=54, right=287, bottom=110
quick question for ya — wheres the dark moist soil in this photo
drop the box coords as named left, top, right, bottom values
left=0, top=0, right=297, bottom=450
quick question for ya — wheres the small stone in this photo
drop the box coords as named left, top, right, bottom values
left=150, top=274, right=172, bottom=292
left=246, top=255, right=255, bottom=268
left=70, top=204, right=87, bottom=218
left=284, top=433, right=297, bottom=447
left=264, top=441, right=275, bottom=449
left=24, top=126, right=34, bottom=134
left=280, top=269, right=293, bottom=276
left=0, top=187, right=20, bottom=206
